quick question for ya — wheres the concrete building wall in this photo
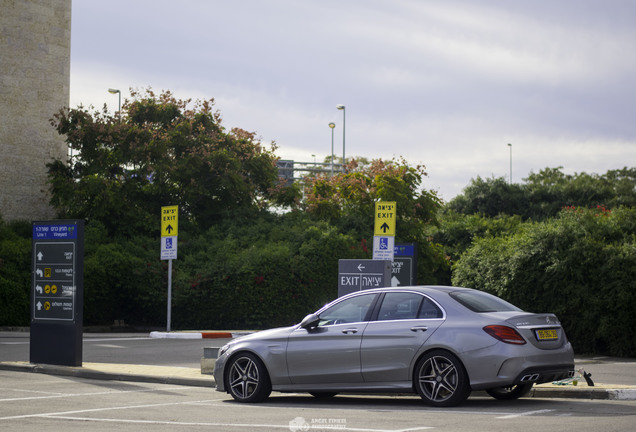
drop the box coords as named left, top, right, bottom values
left=0, top=0, right=71, bottom=221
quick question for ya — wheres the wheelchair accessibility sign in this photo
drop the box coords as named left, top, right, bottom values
left=373, top=236, right=394, bottom=261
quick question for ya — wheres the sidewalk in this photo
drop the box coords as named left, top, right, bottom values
left=0, top=361, right=215, bottom=388
left=1, top=359, right=635, bottom=400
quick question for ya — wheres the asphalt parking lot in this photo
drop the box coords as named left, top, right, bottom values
left=1, top=330, right=636, bottom=432
left=2, top=370, right=636, bottom=432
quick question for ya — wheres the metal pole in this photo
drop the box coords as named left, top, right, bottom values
left=337, top=105, right=346, bottom=171
left=507, top=143, right=512, bottom=184
left=329, top=122, right=336, bottom=176
left=167, top=259, right=172, bottom=332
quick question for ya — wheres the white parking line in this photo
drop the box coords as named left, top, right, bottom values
left=0, top=386, right=189, bottom=402
left=497, top=409, right=554, bottom=419
left=2, top=400, right=435, bottom=431
left=0, top=399, right=216, bottom=421
left=38, top=416, right=435, bottom=431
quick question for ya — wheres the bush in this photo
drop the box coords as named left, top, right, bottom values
left=172, top=215, right=367, bottom=329
left=83, top=222, right=165, bottom=326
left=453, top=206, right=636, bottom=356
left=0, top=218, right=31, bottom=326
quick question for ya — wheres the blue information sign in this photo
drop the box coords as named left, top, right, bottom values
left=33, top=223, right=79, bottom=240
left=31, top=220, right=84, bottom=367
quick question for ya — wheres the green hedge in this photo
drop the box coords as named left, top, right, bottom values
left=453, top=206, right=636, bottom=357
left=172, top=218, right=367, bottom=329
left=0, top=219, right=31, bottom=326
left=83, top=223, right=166, bottom=326
left=4, top=206, right=635, bottom=358
left=0, top=215, right=369, bottom=329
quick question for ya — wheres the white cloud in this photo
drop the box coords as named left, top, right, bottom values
left=69, top=0, right=636, bottom=201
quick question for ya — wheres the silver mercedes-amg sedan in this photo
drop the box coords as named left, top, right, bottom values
left=214, top=286, right=575, bottom=407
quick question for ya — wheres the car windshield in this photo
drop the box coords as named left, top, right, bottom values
left=449, top=290, right=521, bottom=313
left=319, top=293, right=377, bottom=325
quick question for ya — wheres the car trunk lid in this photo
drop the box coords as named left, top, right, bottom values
left=505, top=313, right=567, bottom=350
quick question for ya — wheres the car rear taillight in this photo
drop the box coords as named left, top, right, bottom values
left=483, top=325, right=526, bottom=345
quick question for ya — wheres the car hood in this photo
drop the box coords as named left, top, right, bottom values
left=230, top=324, right=297, bottom=345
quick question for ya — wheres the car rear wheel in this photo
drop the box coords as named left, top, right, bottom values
left=414, top=350, right=471, bottom=407
left=486, top=383, right=533, bottom=400
left=227, top=352, right=271, bottom=403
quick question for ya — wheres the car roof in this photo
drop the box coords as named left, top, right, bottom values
left=346, top=285, right=472, bottom=296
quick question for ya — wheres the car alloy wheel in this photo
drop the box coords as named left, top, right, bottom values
left=486, top=383, right=533, bottom=400
left=415, top=350, right=470, bottom=407
left=227, top=352, right=271, bottom=403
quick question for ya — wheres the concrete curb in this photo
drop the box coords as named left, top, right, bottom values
left=531, top=385, right=636, bottom=400
left=149, top=331, right=240, bottom=339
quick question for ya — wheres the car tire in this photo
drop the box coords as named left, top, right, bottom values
left=486, top=383, right=533, bottom=400
left=414, top=350, right=471, bottom=407
left=309, top=392, right=338, bottom=398
left=226, top=352, right=272, bottom=403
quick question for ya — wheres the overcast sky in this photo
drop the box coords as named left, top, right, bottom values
left=70, top=0, right=636, bottom=201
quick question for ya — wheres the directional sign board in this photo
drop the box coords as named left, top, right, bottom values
left=161, top=205, right=178, bottom=236
left=392, top=243, right=417, bottom=287
left=33, top=242, right=76, bottom=320
left=31, top=220, right=84, bottom=366
left=338, top=259, right=392, bottom=297
left=373, top=201, right=396, bottom=261
left=374, top=201, right=396, bottom=236
left=161, top=205, right=178, bottom=260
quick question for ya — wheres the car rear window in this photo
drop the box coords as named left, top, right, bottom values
left=449, top=290, right=521, bottom=313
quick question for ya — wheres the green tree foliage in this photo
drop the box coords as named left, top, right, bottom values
left=448, top=167, right=636, bottom=220
left=303, top=158, right=449, bottom=284
left=453, top=206, right=636, bottom=357
left=429, top=210, right=523, bottom=265
left=446, top=177, right=526, bottom=218
left=48, top=89, right=296, bottom=236
left=0, top=217, right=31, bottom=326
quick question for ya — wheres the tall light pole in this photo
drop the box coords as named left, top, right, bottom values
left=329, top=122, right=336, bottom=176
left=108, top=88, right=121, bottom=115
left=507, top=143, right=512, bottom=184
left=336, top=104, right=345, bottom=172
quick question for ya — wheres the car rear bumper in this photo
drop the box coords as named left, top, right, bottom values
left=466, top=341, right=575, bottom=390
left=512, top=364, right=575, bottom=385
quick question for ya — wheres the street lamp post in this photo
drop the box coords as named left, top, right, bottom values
left=329, top=122, right=336, bottom=176
left=507, top=143, right=512, bottom=184
left=108, top=88, right=121, bottom=115
left=336, top=104, right=345, bottom=172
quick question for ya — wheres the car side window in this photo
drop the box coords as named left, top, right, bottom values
left=319, top=294, right=377, bottom=326
left=377, top=292, right=422, bottom=320
left=418, top=297, right=443, bottom=319
left=377, top=292, right=443, bottom=320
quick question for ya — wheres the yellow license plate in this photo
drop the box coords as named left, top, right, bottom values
left=536, top=329, right=558, bottom=340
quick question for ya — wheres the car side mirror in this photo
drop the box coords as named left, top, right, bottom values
left=300, top=313, right=320, bottom=330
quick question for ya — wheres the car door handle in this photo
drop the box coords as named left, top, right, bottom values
left=410, top=326, right=428, bottom=332
left=341, top=328, right=358, bottom=334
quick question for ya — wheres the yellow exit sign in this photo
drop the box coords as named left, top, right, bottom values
left=161, top=205, right=178, bottom=237
left=374, top=201, right=396, bottom=236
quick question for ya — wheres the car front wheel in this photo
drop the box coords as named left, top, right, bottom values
left=414, top=350, right=471, bottom=407
left=227, top=352, right=271, bottom=403
left=486, top=383, right=533, bottom=400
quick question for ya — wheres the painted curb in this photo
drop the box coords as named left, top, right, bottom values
left=149, top=331, right=233, bottom=339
